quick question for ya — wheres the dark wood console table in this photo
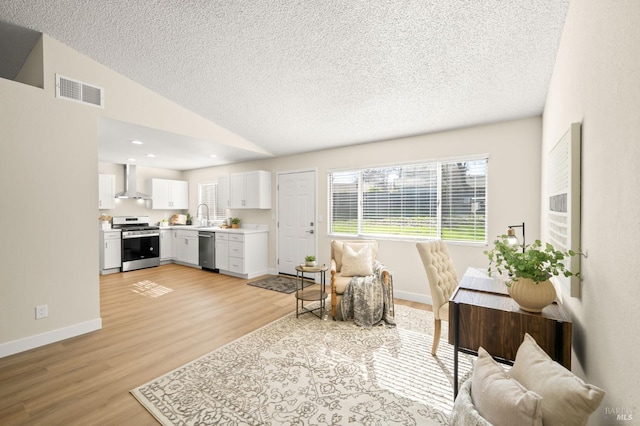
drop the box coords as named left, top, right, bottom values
left=449, top=268, right=572, bottom=397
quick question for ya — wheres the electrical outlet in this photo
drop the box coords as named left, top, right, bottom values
left=35, top=304, right=48, bottom=320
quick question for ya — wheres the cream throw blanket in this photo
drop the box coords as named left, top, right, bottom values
left=340, top=261, right=396, bottom=328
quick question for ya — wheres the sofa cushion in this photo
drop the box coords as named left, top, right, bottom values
left=341, top=243, right=373, bottom=277
left=509, top=333, right=605, bottom=426
left=332, top=273, right=352, bottom=295
left=471, top=347, right=543, bottom=426
left=450, top=379, right=492, bottom=426
left=332, top=240, right=378, bottom=272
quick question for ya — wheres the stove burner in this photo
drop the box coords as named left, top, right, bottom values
left=112, top=216, right=160, bottom=240
left=116, top=225, right=160, bottom=231
left=111, top=216, right=158, bottom=231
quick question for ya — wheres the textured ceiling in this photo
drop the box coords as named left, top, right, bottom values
left=0, top=1, right=570, bottom=169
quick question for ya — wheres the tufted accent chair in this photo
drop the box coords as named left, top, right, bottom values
left=416, top=240, right=459, bottom=355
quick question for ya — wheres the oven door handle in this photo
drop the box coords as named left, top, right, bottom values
left=123, top=233, right=160, bottom=239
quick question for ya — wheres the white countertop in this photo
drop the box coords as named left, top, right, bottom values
left=160, top=225, right=268, bottom=234
left=101, top=225, right=268, bottom=234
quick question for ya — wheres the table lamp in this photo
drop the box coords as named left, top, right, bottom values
left=507, top=222, right=525, bottom=253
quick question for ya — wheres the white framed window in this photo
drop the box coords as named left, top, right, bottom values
left=328, top=156, right=488, bottom=243
left=198, top=183, right=225, bottom=222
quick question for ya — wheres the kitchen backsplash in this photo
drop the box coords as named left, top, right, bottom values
left=98, top=198, right=188, bottom=225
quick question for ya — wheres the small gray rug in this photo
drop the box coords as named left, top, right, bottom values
left=247, top=275, right=301, bottom=294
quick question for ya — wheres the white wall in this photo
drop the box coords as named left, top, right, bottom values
left=0, top=43, right=101, bottom=355
left=0, top=34, right=264, bottom=357
left=186, top=116, right=543, bottom=302
left=542, top=1, right=640, bottom=423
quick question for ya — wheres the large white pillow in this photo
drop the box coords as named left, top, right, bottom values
left=471, top=346, right=543, bottom=426
left=509, top=333, right=605, bottom=426
left=332, top=240, right=378, bottom=272
left=340, top=243, right=373, bottom=277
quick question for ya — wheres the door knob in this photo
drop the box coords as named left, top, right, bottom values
left=306, top=229, right=314, bottom=234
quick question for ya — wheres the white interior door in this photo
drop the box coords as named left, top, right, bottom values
left=277, top=170, right=316, bottom=275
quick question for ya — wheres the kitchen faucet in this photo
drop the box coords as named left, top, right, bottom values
left=196, top=203, right=210, bottom=226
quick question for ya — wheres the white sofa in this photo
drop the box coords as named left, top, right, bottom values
left=450, top=334, right=605, bottom=426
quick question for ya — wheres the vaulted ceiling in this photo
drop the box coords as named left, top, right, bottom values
left=0, top=1, right=570, bottom=169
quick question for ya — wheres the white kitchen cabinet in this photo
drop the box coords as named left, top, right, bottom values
left=175, top=229, right=199, bottom=265
left=228, top=235, right=245, bottom=275
left=215, top=232, right=229, bottom=270
left=228, top=170, right=271, bottom=209
left=150, top=178, right=188, bottom=210
left=160, top=229, right=174, bottom=261
left=244, top=171, right=271, bottom=209
left=216, top=231, right=267, bottom=279
left=229, top=173, right=245, bottom=209
left=98, top=173, right=115, bottom=209
left=99, top=230, right=121, bottom=274
left=217, top=175, right=230, bottom=209
left=170, top=180, right=189, bottom=209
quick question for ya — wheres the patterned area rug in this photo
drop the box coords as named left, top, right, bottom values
left=131, top=305, right=474, bottom=425
left=246, top=275, right=300, bottom=294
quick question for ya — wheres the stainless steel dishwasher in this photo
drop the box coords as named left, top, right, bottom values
left=198, top=231, right=217, bottom=271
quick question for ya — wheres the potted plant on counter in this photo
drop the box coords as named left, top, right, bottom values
left=484, top=235, right=578, bottom=312
left=305, top=255, right=317, bottom=267
left=231, top=217, right=241, bottom=229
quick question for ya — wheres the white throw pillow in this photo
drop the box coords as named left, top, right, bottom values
left=471, top=346, right=543, bottom=426
left=509, top=334, right=605, bottom=426
left=332, top=240, right=378, bottom=272
left=340, top=243, right=373, bottom=277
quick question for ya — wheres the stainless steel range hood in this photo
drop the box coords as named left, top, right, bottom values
left=115, top=164, right=151, bottom=199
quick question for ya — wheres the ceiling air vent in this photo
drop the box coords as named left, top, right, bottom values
left=55, top=74, right=104, bottom=108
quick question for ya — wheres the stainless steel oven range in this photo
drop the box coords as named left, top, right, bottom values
left=112, top=216, right=160, bottom=272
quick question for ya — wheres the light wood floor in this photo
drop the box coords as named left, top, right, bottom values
left=0, top=264, right=429, bottom=425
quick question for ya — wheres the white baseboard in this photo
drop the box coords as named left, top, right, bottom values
left=0, top=318, right=102, bottom=359
left=263, top=270, right=432, bottom=306
left=394, top=289, right=432, bottom=306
